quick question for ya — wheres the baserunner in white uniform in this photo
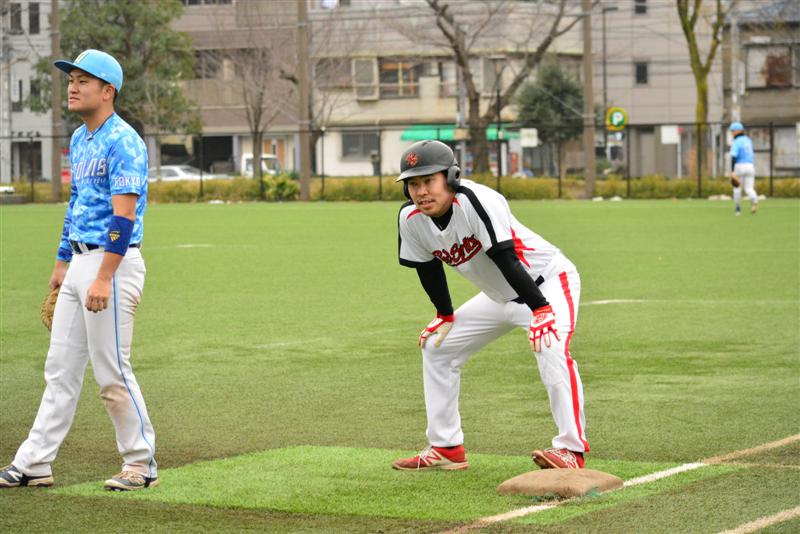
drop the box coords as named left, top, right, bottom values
left=0, top=50, right=157, bottom=491
left=392, top=140, right=589, bottom=471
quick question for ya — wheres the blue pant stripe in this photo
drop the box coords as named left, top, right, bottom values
left=112, top=276, right=155, bottom=478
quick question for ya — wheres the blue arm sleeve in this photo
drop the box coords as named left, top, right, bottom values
left=56, top=180, right=77, bottom=262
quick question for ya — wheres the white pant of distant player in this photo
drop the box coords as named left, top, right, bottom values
left=422, top=254, right=588, bottom=453
left=733, top=162, right=757, bottom=207
left=13, top=248, right=157, bottom=479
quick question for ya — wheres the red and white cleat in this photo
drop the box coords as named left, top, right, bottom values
left=392, top=445, right=469, bottom=471
left=531, top=448, right=585, bottom=469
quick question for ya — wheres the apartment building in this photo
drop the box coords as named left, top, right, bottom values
left=723, top=0, right=800, bottom=176
left=0, top=0, right=57, bottom=183
left=590, top=0, right=726, bottom=177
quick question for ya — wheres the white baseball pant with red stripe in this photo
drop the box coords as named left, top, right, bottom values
left=422, top=253, right=588, bottom=453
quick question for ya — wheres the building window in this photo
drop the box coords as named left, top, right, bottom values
left=379, top=59, right=421, bottom=98
left=794, top=46, right=800, bottom=87
left=10, top=3, right=23, bottom=33
left=634, top=61, right=649, bottom=85
left=12, top=80, right=23, bottom=112
left=634, top=0, right=647, bottom=15
left=314, top=58, right=351, bottom=89
left=439, top=61, right=457, bottom=97
left=29, top=2, right=40, bottom=34
left=182, top=0, right=231, bottom=5
left=341, top=131, right=379, bottom=159
left=29, top=77, right=42, bottom=103
left=746, top=46, right=792, bottom=88
left=194, top=50, right=221, bottom=79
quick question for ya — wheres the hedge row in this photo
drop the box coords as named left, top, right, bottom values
left=6, top=173, right=799, bottom=203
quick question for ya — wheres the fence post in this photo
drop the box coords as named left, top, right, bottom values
left=320, top=128, right=326, bottom=200
left=377, top=129, right=383, bottom=201
left=769, top=122, right=774, bottom=197
left=625, top=129, right=631, bottom=198
left=198, top=133, right=204, bottom=199
left=29, top=135, right=35, bottom=203
left=696, top=123, right=702, bottom=198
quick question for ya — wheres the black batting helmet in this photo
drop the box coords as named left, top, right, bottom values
left=396, top=140, right=460, bottom=198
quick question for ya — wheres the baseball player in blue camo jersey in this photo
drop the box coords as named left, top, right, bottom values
left=0, top=50, right=158, bottom=491
left=728, top=121, right=758, bottom=215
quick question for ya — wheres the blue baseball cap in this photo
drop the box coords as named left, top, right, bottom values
left=729, top=121, right=744, bottom=132
left=54, top=49, right=123, bottom=92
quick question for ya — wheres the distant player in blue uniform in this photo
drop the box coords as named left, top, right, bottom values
left=729, top=121, right=758, bottom=215
left=0, top=50, right=158, bottom=491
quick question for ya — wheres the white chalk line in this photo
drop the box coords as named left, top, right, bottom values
left=582, top=298, right=795, bottom=306
left=583, top=299, right=648, bottom=306
left=717, top=506, right=800, bottom=534
left=441, top=434, right=800, bottom=533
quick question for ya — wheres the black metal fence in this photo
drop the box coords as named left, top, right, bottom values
left=2, top=120, right=798, bottom=201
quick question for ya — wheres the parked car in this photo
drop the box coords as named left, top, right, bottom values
left=241, top=154, right=282, bottom=177
left=148, top=165, right=225, bottom=182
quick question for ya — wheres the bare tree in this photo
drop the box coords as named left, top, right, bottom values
left=677, top=0, right=737, bottom=181
left=419, top=0, right=586, bottom=173
left=200, top=3, right=297, bottom=194
left=280, top=8, right=369, bottom=174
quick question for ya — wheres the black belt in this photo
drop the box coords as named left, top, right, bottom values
left=512, top=275, right=545, bottom=304
left=69, top=240, right=141, bottom=254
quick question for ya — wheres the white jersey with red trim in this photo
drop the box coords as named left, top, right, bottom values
left=398, top=179, right=560, bottom=303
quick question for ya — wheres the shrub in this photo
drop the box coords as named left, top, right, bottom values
left=264, top=174, right=300, bottom=201
left=4, top=174, right=798, bottom=204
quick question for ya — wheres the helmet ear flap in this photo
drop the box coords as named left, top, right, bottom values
left=446, top=165, right=461, bottom=189
left=403, top=180, right=411, bottom=200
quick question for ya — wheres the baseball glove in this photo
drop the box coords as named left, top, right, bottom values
left=41, top=286, right=60, bottom=331
left=730, top=176, right=741, bottom=187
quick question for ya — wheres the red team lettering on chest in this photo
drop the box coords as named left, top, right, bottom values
left=433, top=235, right=482, bottom=267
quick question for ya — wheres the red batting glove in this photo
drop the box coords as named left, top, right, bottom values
left=419, top=314, right=454, bottom=348
left=529, top=305, right=560, bottom=352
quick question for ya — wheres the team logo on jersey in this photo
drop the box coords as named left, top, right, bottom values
left=405, top=152, right=418, bottom=167
left=433, top=235, right=482, bottom=267
left=109, top=230, right=120, bottom=242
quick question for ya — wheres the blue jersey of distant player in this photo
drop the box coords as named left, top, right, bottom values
left=730, top=134, right=754, bottom=165
left=57, top=113, right=148, bottom=262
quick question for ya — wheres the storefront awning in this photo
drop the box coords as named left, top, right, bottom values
left=400, top=124, right=519, bottom=142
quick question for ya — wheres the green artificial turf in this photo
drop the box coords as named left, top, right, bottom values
left=2, top=199, right=798, bottom=532
left=53, top=445, right=681, bottom=521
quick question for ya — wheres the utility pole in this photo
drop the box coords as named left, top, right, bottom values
left=601, top=5, right=618, bottom=160
left=50, top=0, right=62, bottom=201
left=297, top=0, right=311, bottom=201
left=582, top=0, right=596, bottom=197
left=495, top=85, right=502, bottom=190
left=730, top=6, right=740, bottom=122
left=0, top=5, right=12, bottom=182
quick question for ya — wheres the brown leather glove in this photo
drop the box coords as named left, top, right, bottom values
left=41, top=285, right=60, bottom=331
left=730, top=176, right=741, bottom=187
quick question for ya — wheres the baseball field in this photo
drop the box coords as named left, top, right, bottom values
left=1, top=199, right=798, bottom=533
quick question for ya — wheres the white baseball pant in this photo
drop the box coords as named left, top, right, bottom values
left=422, top=254, right=588, bottom=453
left=733, top=162, right=758, bottom=206
left=13, top=248, right=157, bottom=478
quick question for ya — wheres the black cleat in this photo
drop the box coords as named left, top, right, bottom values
left=0, top=464, right=53, bottom=488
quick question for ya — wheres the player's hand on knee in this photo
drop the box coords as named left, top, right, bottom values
left=85, top=278, right=112, bottom=313
left=529, top=305, right=560, bottom=352
left=419, top=314, right=454, bottom=348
